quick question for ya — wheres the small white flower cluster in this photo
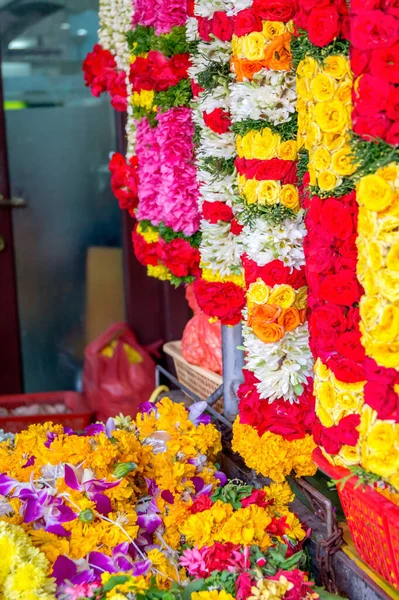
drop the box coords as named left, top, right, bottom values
left=243, top=323, right=313, bottom=403
left=188, top=40, right=232, bottom=82
left=230, top=71, right=297, bottom=126
left=194, top=0, right=252, bottom=17
left=200, top=220, right=243, bottom=276
left=98, top=0, right=133, bottom=72
left=240, top=212, right=306, bottom=270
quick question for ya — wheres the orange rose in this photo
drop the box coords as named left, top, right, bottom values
left=299, top=308, right=307, bottom=324
left=252, top=321, right=285, bottom=343
left=248, top=303, right=281, bottom=327
left=240, top=60, right=264, bottom=81
left=231, top=57, right=244, bottom=81
left=277, top=307, right=301, bottom=332
left=262, top=32, right=292, bottom=71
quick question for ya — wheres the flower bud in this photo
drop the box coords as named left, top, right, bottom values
left=113, top=462, right=137, bottom=478
left=79, top=509, right=95, bottom=523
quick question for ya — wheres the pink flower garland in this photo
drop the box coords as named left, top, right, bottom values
left=136, top=118, right=162, bottom=225
left=157, top=107, right=200, bottom=236
left=133, top=0, right=187, bottom=34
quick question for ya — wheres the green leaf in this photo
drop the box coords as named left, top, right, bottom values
left=314, top=587, right=348, bottom=599
left=102, top=575, right=130, bottom=592
left=183, top=579, right=205, bottom=600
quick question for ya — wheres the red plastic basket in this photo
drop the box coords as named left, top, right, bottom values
left=314, top=448, right=399, bottom=588
left=0, top=392, right=94, bottom=433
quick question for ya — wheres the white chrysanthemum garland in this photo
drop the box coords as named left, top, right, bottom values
left=189, top=0, right=243, bottom=288
left=98, top=0, right=133, bottom=72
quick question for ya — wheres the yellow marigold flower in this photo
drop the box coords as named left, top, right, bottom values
left=219, top=504, right=272, bottom=549
left=323, top=55, right=348, bottom=79
left=310, top=73, right=337, bottom=102
left=268, top=284, right=296, bottom=308
left=257, top=180, right=281, bottom=205
left=265, top=482, right=294, bottom=508
left=147, top=265, right=172, bottom=281
left=192, top=591, right=235, bottom=600
left=280, top=184, right=300, bottom=211
left=262, top=20, right=286, bottom=40
left=201, top=268, right=245, bottom=287
left=132, top=90, right=155, bottom=110
left=314, top=99, right=347, bottom=134
left=283, top=511, right=306, bottom=541
left=241, top=32, right=266, bottom=61
left=277, top=140, right=297, bottom=161
left=28, top=530, right=70, bottom=564
left=137, top=225, right=160, bottom=244
left=357, top=174, right=394, bottom=212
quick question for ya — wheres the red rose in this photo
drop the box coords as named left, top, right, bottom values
left=211, top=11, right=235, bottom=41
left=132, top=228, right=160, bottom=266
left=260, top=259, right=291, bottom=286
left=364, top=381, right=399, bottom=420
left=351, top=0, right=381, bottom=9
left=230, top=218, right=244, bottom=235
left=193, top=279, right=245, bottom=326
left=319, top=271, right=361, bottom=306
left=203, top=108, right=232, bottom=134
left=353, top=113, right=391, bottom=139
left=351, top=11, right=399, bottom=50
left=386, top=85, right=399, bottom=120
left=307, top=6, right=341, bottom=47
left=305, top=227, right=335, bottom=275
left=354, top=74, right=390, bottom=116
left=190, top=494, right=213, bottom=514
left=327, top=355, right=366, bottom=382
left=202, top=200, right=234, bottom=223
left=252, top=0, right=296, bottom=22
left=237, top=157, right=296, bottom=182
left=313, top=414, right=360, bottom=455
left=129, top=57, right=155, bottom=92
left=386, top=121, right=399, bottom=144
left=320, top=197, right=354, bottom=240
left=370, top=43, right=399, bottom=83
left=191, top=79, right=204, bottom=97
left=160, top=239, right=200, bottom=278
left=234, top=8, right=263, bottom=36
left=169, top=54, right=191, bottom=80
left=242, top=255, right=261, bottom=286
left=335, top=331, right=366, bottom=362
left=350, top=48, right=371, bottom=76
left=385, top=0, right=399, bottom=18
left=197, top=16, right=212, bottom=41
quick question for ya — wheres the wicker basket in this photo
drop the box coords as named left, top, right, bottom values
left=163, top=341, right=223, bottom=413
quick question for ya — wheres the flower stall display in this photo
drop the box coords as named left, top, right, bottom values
left=0, top=399, right=341, bottom=600
left=227, top=1, right=316, bottom=481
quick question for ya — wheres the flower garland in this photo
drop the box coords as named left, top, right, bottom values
left=0, top=401, right=339, bottom=600
left=227, top=1, right=315, bottom=481
left=189, top=0, right=246, bottom=325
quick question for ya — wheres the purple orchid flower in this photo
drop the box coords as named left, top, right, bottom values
left=188, top=401, right=211, bottom=425
left=83, top=418, right=115, bottom=438
left=18, top=485, right=76, bottom=536
left=22, top=456, right=35, bottom=469
left=215, top=471, right=227, bottom=486
left=0, top=474, right=22, bottom=496
left=64, top=464, right=120, bottom=516
left=137, top=401, right=156, bottom=415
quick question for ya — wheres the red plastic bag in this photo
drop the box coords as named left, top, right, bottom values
left=181, top=285, right=222, bottom=374
left=82, top=323, right=156, bottom=421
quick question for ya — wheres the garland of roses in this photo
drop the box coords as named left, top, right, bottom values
left=226, top=0, right=316, bottom=482
left=188, top=0, right=247, bottom=326
left=294, top=0, right=399, bottom=495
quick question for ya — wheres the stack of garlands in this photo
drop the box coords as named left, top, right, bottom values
left=0, top=399, right=340, bottom=600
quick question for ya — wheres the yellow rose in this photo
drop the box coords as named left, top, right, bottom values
left=336, top=392, right=359, bottom=412
left=317, top=381, right=336, bottom=410
left=370, top=304, right=399, bottom=343
left=323, top=55, right=348, bottom=79
left=378, top=163, right=399, bottom=182
left=257, top=180, right=281, bottom=205
left=365, top=453, right=399, bottom=479
left=312, top=146, right=331, bottom=170
left=339, top=445, right=360, bottom=466
left=357, top=174, right=394, bottom=212
left=337, top=81, right=353, bottom=104
left=317, top=170, right=338, bottom=191
left=277, top=140, right=297, bottom=161
left=262, top=20, right=286, bottom=40
left=236, top=135, right=244, bottom=158
left=241, top=130, right=258, bottom=159
left=358, top=205, right=378, bottom=238
left=232, top=35, right=244, bottom=57
left=308, top=164, right=317, bottom=186
left=296, top=77, right=312, bottom=102
left=323, top=132, right=346, bottom=151
left=247, top=279, right=270, bottom=305
left=314, top=100, right=348, bottom=134
left=360, top=296, right=380, bottom=330
left=268, top=284, right=296, bottom=308
left=378, top=214, right=399, bottom=237
left=241, top=32, right=266, bottom=61
left=315, top=358, right=330, bottom=380
left=367, top=421, right=397, bottom=454
left=251, top=128, right=280, bottom=160
left=305, top=123, right=322, bottom=151
left=366, top=240, right=384, bottom=271
left=280, top=184, right=300, bottom=211
left=294, top=286, right=308, bottom=310
left=369, top=341, right=399, bottom=369
left=332, top=375, right=365, bottom=394
left=317, top=405, right=334, bottom=428
left=297, top=56, right=318, bottom=79
left=310, top=73, right=337, bottom=102
left=242, top=179, right=259, bottom=205
left=387, top=242, right=399, bottom=270
left=331, top=147, right=357, bottom=176
left=362, top=268, right=378, bottom=296
left=378, top=270, right=399, bottom=304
